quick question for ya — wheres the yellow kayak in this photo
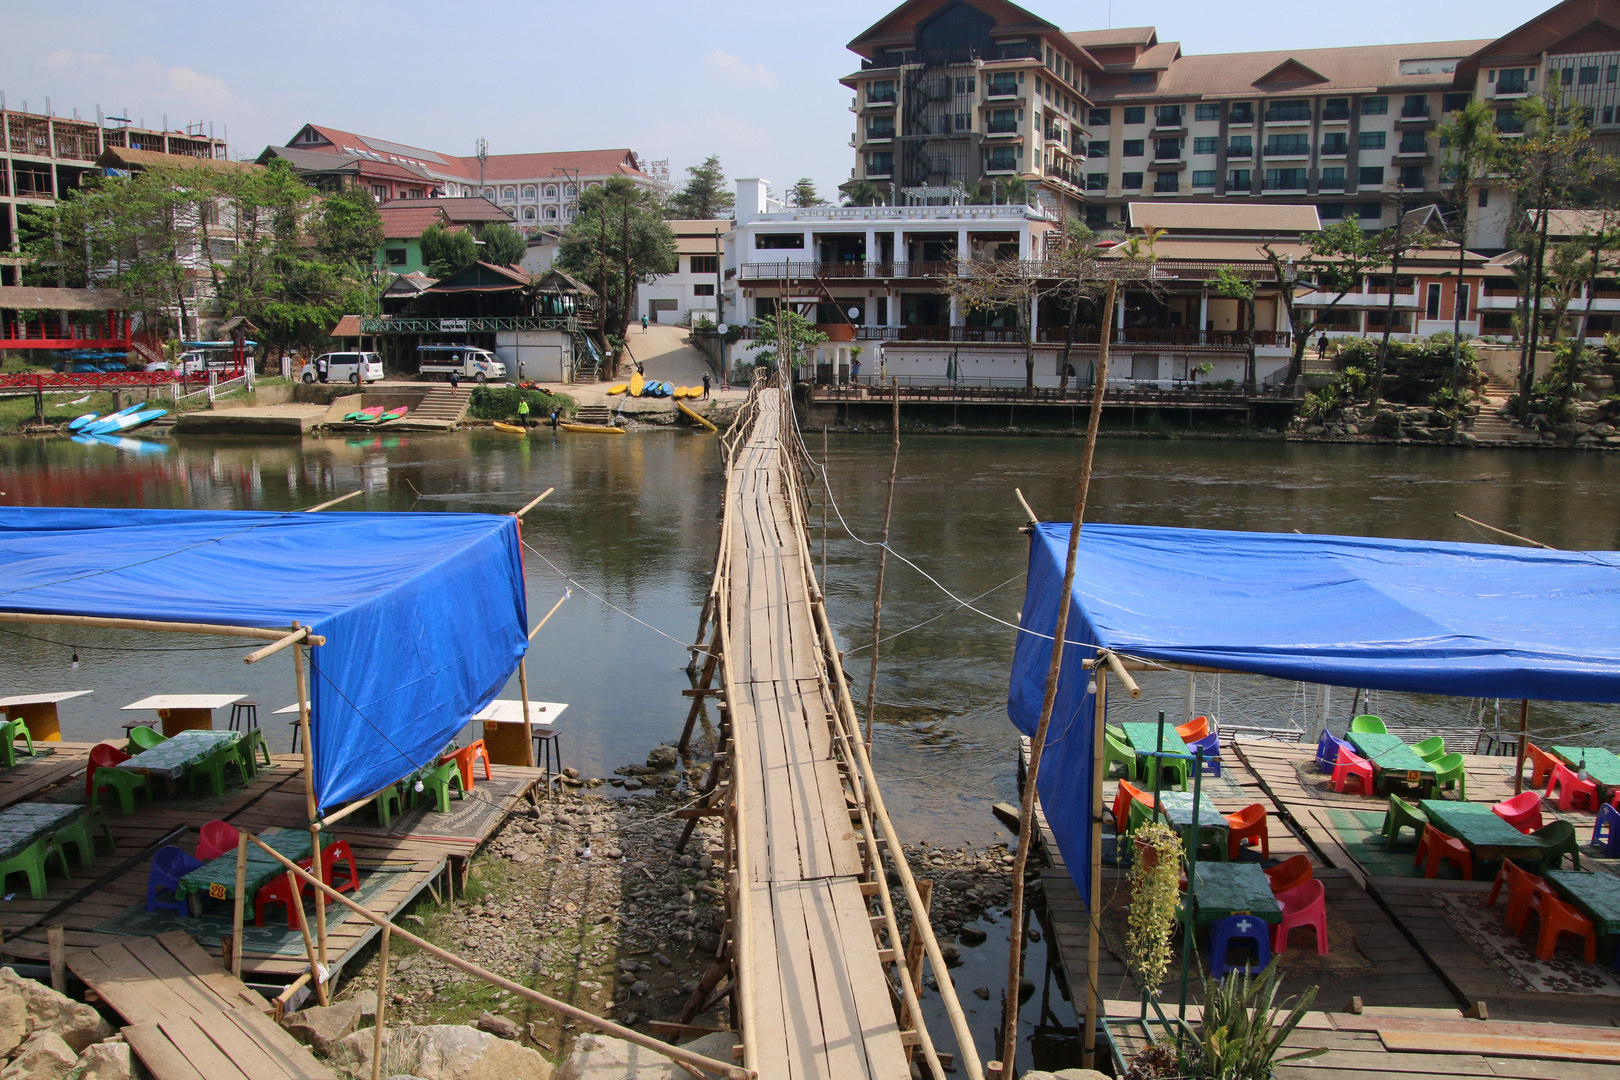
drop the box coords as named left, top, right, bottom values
left=676, top=400, right=718, bottom=432
left=560, top=422, right=625, bottom=435
left=606, top=383, right=629, bottom=395
left=493, top=421, right=527, bottom=434
left=629, top=372, right=644, bottom=397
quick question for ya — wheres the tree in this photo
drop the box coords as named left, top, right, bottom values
left=1437, top=99, right=1502, bottom=434
left=1266, top=220, right=1385, bottom=385
left=1213, top=266, right=1260, bottom=393
left=843, top=180, right=887, bottom=207
left=479, top=222, right=527, bottom=268
left=420, top=224, right=478, bottom=279
left=557, top=177, right=677, bottom=355
left=309, top=182, right=385, bottom=268
left=1368, top=199, right=1439, bottom=407
left=667, top=155, right=733, bottom=219
left=787, top=178, right=826, bottom=208
left=746, top=307, right=827, bottom=375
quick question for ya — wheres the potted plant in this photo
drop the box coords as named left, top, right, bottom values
left=1126, top=823, right=1183, bottom=998
left=1194, top=964, right=1325, bottom=1079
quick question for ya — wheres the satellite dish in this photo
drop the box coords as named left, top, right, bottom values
left=847, top=307, right=860, bottom=320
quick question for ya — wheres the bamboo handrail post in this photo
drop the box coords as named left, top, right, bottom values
left=863, top=377, right=901, bottom=749
left=1515, top=699, right=1530, bottom=795
left=303, top=489, right=363, bottom=513
left=1084, top=670, right=1109, bottom=1067
left=514, top=488, right=555, bottom=519
left=313, top=789, right=385, bottom=831
left=290, top=623, right=327, bottom=984
left=0, top=612, right=325, bottom=644
left=1014, top=487, right=1039, bottom=527
left=371, top=924, right=391, bottom=1080
left=243, top=626, right=311, bottom=665
left=517, top=659, right=535, bottom=768
left=231, top=830, right=247, bottom=979
left=527, top=591, right=570, bottom=641
left=287, top=865, right=327, bottom=1007
left=1102, top=649, right=1142, bottom=699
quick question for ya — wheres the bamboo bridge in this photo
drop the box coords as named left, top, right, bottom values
left=677, top=378, right=983, bottom=1080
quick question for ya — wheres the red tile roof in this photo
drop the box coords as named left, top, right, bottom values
left=377, top=204, right=450, bottom=239
left=453, top=149, right=647, bottom=182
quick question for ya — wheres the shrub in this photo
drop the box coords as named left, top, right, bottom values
left=466, top=386, right=576, bottom=420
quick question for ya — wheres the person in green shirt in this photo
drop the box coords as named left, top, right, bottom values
left=517, top=398, right=531, bottom=427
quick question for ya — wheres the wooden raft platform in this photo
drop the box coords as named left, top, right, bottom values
left=68, top=930, right=334, bottom=1080
left=725, top=390, right=906, bottom=1079
left=0, top=744, right=541, bottom=985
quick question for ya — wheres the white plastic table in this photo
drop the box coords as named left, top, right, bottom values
left=473, top=700, right=567, bottom=766
left=121, top=694, right=245, bottom=737
left=0, top=691, right=91, bottom=742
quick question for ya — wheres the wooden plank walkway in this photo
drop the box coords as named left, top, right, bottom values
left=723, top=389, right=906, bottom=1080
left=69, top=930, right=335, bottom=1080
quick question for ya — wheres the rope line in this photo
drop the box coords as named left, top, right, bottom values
left=519, top=537, right=711, bottom=655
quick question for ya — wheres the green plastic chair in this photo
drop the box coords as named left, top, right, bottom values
left=1145, top=755, right=1190, bottom=793
left=52, top=806, right=115, bottom=868
left=127, top=726, right=167, bottom=753
left=1410, top=736, right=1445, bottom=763
left=1532, top=819, right=1581, bottom=871
left=1125, top=796, right=1156, bottom=836
left=419, top=760, right=466, bottom=813
left=1103, top=730, right=1137, bottom=781
left=376, top=782, right=404, bottom=827
left=0, top=836, right=70, bottom=899
left=1350, top=715, right=1387, bottom=735
left=90, top=761, right=150, bottom=816
left=238, top=729, right=272, bottom=775
left=1431, top=753, right=1467, bottom=799
left=189, top=743, right=245, bottom=796
left=1382, top=794, right=1426, bottom=847
left=2, top=717, right=34, bottom=768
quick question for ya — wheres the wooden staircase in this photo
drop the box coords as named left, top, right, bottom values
left=1470, top=374, right=1537, bottom=442
left=574, top=405, right=616, bottom=425
left=411, top=386, right=472, bottom=424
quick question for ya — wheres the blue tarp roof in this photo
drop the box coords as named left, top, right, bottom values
left=0, top=507, right=528, bottom=811
left=1007, top=522, right=1620, bottom=904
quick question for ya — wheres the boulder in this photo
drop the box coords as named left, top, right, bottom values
left=0, top=969, right=113, bottom=1054
left=555, top=1030, right=734, bottom=1080
left=644, top=746, right=679, bottom=772
left=0, top=987, right=27, bottom=1058
left=331, top=1025, right=552, bottom=1080
left=283, top=999, right=362, bottom=1056
left=475, top=1012, right=522, bottom=1041
left=0, top=1032, right=76, bottom=1080
left=68, top=1040, right=135, bottom=1080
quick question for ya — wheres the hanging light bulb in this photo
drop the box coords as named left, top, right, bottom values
left=70, top=649, right=80, bottom=672
left=1086, top=678, right=1098, bottom=697
left=414, top=780, right=425, bottom=793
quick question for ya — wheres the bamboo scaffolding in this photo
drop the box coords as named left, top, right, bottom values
left=862, top=377, right=901, bottom=749
left=514, top=488, right=555, bottom=519
left=242, top=625, right=314, bottom=665
left=290, top=623, right=328, bottom=1003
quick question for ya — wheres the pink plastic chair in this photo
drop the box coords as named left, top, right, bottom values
left=1331, top=746, right=1375, bottom=795
left=1491, top=791, right=1544, bottom=835
left=195, top=820, right=240, bottom=862
left=1547, top=762, right=1599, bottom=812
left=1270, top=878, right=1328, bottom=955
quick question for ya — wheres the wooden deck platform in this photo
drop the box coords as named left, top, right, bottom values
left=0, top=742, right=541, bottom=987
left=68, top=930, right=334, bottom=1080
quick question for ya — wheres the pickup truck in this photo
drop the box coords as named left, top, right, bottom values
left=416, top=345, right=505, bottom=383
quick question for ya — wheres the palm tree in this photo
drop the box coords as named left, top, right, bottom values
left=1437, top=99, right=1501, bottom=436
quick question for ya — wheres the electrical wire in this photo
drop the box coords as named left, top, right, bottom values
left=0, top=624, right=251, bottom=653
left=519, top=537, right=711, bottom=655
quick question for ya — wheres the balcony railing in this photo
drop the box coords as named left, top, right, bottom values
left=1262, top=177, right=1308, bottom=190
left=358, top=315, right=590, bottom=333
left=986, top=119, right=1019, bottom=134
left=986, top=81, right=1019, bottom=98
left=1227, top=144, right=1253, bottom=158
left=1400, top=103, right=1432, bottom=119
left=1497, top=79, right=1528, bottom=95
left=867, top=90, right=896, bottom=104
left=865, top=127, right=896, bottom=141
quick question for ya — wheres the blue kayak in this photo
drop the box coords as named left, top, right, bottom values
left=68, top=412, right=100, bottom=432
left=86, top=408, right=166, bottom=436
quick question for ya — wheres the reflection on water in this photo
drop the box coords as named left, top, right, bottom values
left=4, top=432, right=1620, bottom=848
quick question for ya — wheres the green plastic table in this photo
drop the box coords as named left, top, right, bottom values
left=0, top=803, right=81, bottom=861
left=1347, top=731, right=1436, bottom=796
left=175, top=829, right=316, bottom=904
left=1551, top=747, right=1620, bottom=792
left=1122, top=723, right=1191, bottom=787
left=1546, top=870, right=1620, bottom=938
left=1156, top=790, right=1229, bottom=860
left=1191, top=862, right=1281, bottom=925
left=1419, top=799, right=1546, bottom=862
left=116, top=730, right=239, bottom=781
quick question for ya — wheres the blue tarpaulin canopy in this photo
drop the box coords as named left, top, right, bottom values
left=0, top=507, right=528, bottom=811
left=1008, top=522, right=1620, bottom=903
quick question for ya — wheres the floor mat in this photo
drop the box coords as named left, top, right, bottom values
left=1430, top=890, right=1620, bottom=996
left=333, top=777, right=527, bottom=841
left=95, top=865, right=412, bottom=956
left=1313, top=807, right=1435, bottom=879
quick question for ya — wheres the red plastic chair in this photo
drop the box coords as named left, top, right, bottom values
left=1175, top=715, right=1210, bottom=742
left=1331, top=746, right=1375, bottom=795
left=446, top=740, right=492, bottom=792
left=84, top=742, right=131, bottom=801
left=1546, top=762, right=1600, bottom=812
left=1270, top=878, right=1329, bottom=955
left=1225, top=803, right=1270, bottom=861
left=196, top=820, right=240, bottom=862
left=1415, top=824, right=1473, bottom=880
left=1264, top=854, right=1314, bottom=896
left=254, top=861, right=314, bottom=927
left=318, top=840, right=359, bottom=895
left=1491, top=791, right=1544, bottom=835
left=1524, top=743, right=1560, bottom=791
left=1487, top=858, right=1544, bottom=936
left=1529, top=885, right=1596, bottom=962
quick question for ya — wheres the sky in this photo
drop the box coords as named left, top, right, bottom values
left=10, top=0, right=1548, bottom=201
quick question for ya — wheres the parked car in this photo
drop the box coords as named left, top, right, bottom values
left=305, top=351, right=383, bottom=385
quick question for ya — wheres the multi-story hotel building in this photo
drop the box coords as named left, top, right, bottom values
left=843, top=0, right=1616, bottom=251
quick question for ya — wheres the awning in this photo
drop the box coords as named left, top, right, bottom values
left=0, top=507, right=528, bottom=810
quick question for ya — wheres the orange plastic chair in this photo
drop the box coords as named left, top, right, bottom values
left=254, top=862, right=313, bottom=928
left=1112, top=779, right=1153, bottom=829
left=1524, top=743, right=1560, bottom=790
left=1492, top=791, right=1544, bottom=835
left=195, top=820, right=240, bottom=862
left=1487, top=858, right=1544, bottom=936
left=1331, top=746, right=1375, bottom=795
left=1270, top=878, right=1328, bottom=955
left=1264, top=854, right=1314, bottom=895
left=1529, top=885, right=1596, bottom=962
left=1225, top=803, right=1270, bottom=861
left=1175, top=715, right=1210, bottom=742
left=318, top=840, right=359, bottom=895
left=1415, top=824, right=1473, bottom=880
left=1547, top=762, right=1600, bottom=812
left=446, top=740, right=492, bottom=792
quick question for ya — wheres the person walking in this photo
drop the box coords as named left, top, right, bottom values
left=641, top=314, right=649, bottom=334
left=449, top=368, right=460, bottom=389
left=316, top=355, right=328, bottom=383
left=1317, top=333, right=1329, bottom=361
left=549, top=407, right=560, bottom=430
left=702, top=371, right=712, bottom=399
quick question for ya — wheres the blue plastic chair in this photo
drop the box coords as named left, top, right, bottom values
left=1315, top=731, right=1351, bottom=774
left=1595, top=804, right=1620, bottom=857
left=1208, top=913, right=1272, bottom=979
left=1189, top=733, right=1222, bottom=777
left=146, top=846, right=204, bottom=915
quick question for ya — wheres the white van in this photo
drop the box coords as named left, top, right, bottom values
left=307, top=352, right=383, bottom=385
left=416, top=344, right=506, bottom=383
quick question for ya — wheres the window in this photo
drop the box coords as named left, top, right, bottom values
left=385, top=248, right=407, bottom=266
left=1123, top=139, right=1144, bottom=157
left=1323, top=98, right=1350, bottom=120
left=1124, top=106, right=1146, bottom=124
left=1581, top=65, right=1601, bottom=85
left=1192, top=170, right=1216, bottom=187
left=1227, top=135, right=1253, bottom=157
left=1399, top=133, right=1427, bottom=153
left=1155, top=104, right=1182, bottom=126
left=1457, top=283, right=1470, bottom=320
left=756, top=234, right=805, bottom=249
left=1153, top=173, right=1179, bottom=192
left=1319, top=203, right=1346, bottom=219
left=1121, top=171, right=1143, bottom=189
left=1442, top=92, right=1471, bottom=112
left=987, top=109, right=1016, bottom=134
left=500, top=187, right=516, bottom=201
left=1193, top=136, right=1218, bottom=154
left=1425, top=282, right=1443, bottom=320
left=1086, top=205, right=1109, bottom=226
left=955, top=76, right=975, bottom=93
left=1497, top=109, right=1524, bottom=134
left=987, top=146, right=1017, bottom=171
left=1498, top=68, right=1528, bottom=94
left=1228, top=169, right=1251, bottom=188
left=1478, top=189, right=1489, bottom=208
left=522, top=207, right=535, bottom=220
left=1358, top=202, right=1382, bottom=220
left=1229, top=102, right=1254, bottom=124
left=545, top=207, right=557, bottom=219
left=867, top=116, right=896, bottom=139
left=1086, top=172, right=1107, bottom=191
left=544, top=185, right=557, bottom=198
left=565, top=185, right=577, bottom=197
left=690, top=255, right=718, bottom=274
left=866, top=152, right=893, bottom=176
left=1195, top=103, right=1220, bottom=121
left=1265, top=134, right=1309, bottom=155
left=1265, top=100, right=1311, bottom=121
left=1401, top=95, right=1429, bottom=119
left=1155, top=138, right=1180, bottom=160
left=692, top=284, right=715, bottom=297
left=868, top=80, right=896, bottom=102
left=1359, top=131, right=1386, bottom=150
left=1264, top=168, right=1307, bottom=190
left=370, top=184, right=386, bottom=199
left=1088, top=140, right=1110, bottom=158
left=522, top=186, right=536, bottom=200
left=1400, top=165, right=1425, bottom=188
left=1358, top=166, right=1385, bottom=185
left=955, top=113, right=969, bottom=131
left=1130, top=72, right=1152, bottom=84
left=1089, top=108, right=1111, bottom=126
left=1321, top=166, right=1346, bottom=188
left=1361, top=96, right=1388, bottom=115
left=988, top=73, right=1018, bottom=96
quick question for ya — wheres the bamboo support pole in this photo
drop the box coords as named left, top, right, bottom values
left=312, top=784, right=393, bottom=830
left=286, top=864, right=326, bottom=1006
left=1084, top=671, right=1109, bottom=1064
left=821, top=424, right=828, bottom=590
left=1454, top=512, right=1555, bottom=550
left=1014, top=487, right=1039, bottom=526
left=247, top=831, right=751, bottom=1076
left=243, top=626, right=312, bottom=665
left=1101, top=650, right=1143, bottom=699
left=303, top=489, right=363, bottom=513
left=863, top=377, right=901, bottom=749
left=290, top=624, right=328, bottom=990
left=517, top=659, right=535, bottom=768
left=0, top=612, right=324, bottom=643
left=1515, top=699, right=1530, bottom=795
left=371, top=924, right=391, bottom=1080
left=231, top=830, right=247, bottom=978
left=514, top=488, right=555, bottom=519
left=527, top=592, right=570, bottom=641
left=1080, top=657, right=1247, bottom=677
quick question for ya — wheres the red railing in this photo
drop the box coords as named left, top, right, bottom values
left=0, top=367, right=245, bottom=390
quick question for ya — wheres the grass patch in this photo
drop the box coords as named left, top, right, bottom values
left=0, top=390, right=119, bottom=433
